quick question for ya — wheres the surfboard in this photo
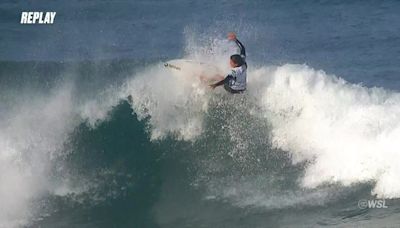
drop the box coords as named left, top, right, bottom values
left=164, top=59, right=223, bottom=82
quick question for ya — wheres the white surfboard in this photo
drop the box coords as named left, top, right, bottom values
left=164, top=59, right=223, bottom=82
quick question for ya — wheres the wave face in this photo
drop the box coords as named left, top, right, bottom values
left=1, top=36, right=400, bottom=227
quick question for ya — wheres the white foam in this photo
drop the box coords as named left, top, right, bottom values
left=0, top=84, right=79, bottom=226
left=251, top=64, right=400, bottom=198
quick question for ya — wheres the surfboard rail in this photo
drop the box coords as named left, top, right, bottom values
left=163, top=59, right=222, bottom=81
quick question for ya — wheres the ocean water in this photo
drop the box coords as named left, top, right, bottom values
left=1, top=0, right=400, bottom=227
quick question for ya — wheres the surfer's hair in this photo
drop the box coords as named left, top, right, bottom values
left=230, top=54, right=244, bottom=67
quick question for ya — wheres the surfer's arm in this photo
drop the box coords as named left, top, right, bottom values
left=211, top=74, right=225, bottom=82
left=210, top=78, right=225, bottom=89
left=209, top=75, right=232, bottom=89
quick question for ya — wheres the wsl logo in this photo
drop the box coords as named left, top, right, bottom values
left=358, top=199, right=388, bottom=209
left=20, top=12, right=56, bottom=24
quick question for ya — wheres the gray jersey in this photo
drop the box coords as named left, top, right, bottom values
left=227, top=65, right=247, bottom=91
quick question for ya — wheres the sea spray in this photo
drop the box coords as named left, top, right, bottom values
left=0, top=84, right=78, bottom=226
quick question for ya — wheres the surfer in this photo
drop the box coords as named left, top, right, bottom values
left=209, top=54, right=247, bottom=93
left=227, top=32, right=246, bottom=61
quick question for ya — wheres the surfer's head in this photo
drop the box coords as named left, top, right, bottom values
left=227, top=32, right=237, bottom=41
left=230, top=54, right=244, bottom=67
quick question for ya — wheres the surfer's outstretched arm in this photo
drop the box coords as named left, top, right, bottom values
left=209, top=79, right=224, bottom=89
left=210, top=75, right=232, bottom=89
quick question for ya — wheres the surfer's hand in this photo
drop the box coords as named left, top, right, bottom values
left=209, top=84, right=217, bottom=89
left=199, top=75, right=206, bottom=82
